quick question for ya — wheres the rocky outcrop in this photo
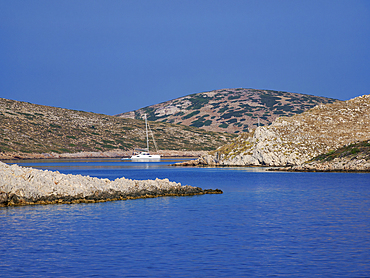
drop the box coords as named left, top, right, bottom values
left=198, top=94, right=370, bottom=167
left=0, top=161, right=222, bottom=207
left=172, top=155, right=221, bottom=167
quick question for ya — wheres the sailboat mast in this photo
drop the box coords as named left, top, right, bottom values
left=144, top=114, right=149, bottom=151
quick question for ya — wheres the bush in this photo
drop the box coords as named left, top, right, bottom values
left=227, top=118, right=237, bottom=123
left=219, top=123, right=229, bottom=128
left=186, top=95, right=211, bottom=110
left=218, top=106, right=229, bottom=113
left=182, top=110, right=200, bottom=120
left=102, top=144, right=116, bottom=149
left=228, top=95, right=240, bottom=100
left=190, top=119, right=213, bottom=128
left=259, top=94, right=280, bottom=108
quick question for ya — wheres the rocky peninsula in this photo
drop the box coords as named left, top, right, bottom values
left=183, top=94, right=370, bottom=169
left=0, top=161, right=222, bottom=207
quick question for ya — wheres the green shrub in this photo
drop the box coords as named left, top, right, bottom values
left=227, top=118, right=237, bottom=123
left=182, top=110, right=200, bottom=120
left=228, top=95, right=240, bottom=100
left=218, top=106, right=229, bottom=113
left=259, top=94, right=280, bottom=108
left=102, top=144, right=116, bottom=149
left=190, top=118, right=212, bottom=128
left=187, top=95, right=211, bottom=109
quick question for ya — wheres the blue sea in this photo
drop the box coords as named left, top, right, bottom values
left=1, top=158, right=369, bottom=277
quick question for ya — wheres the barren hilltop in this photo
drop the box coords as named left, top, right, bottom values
left=190, top=94, right=370, bottom=168
left=0, top=98, right=235, bottom=159
left=116, top=88, right=337, bottom=134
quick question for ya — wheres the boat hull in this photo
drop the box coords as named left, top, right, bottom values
left=130, top=154, right=161, bottom=162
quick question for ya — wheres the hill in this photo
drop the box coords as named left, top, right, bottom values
left=0, top=98, right=236, bottom=157
left=116, top=88, right=337, bottom=134
left=190, top=94, right=370, bottom=167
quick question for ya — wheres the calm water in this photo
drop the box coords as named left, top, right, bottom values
left=1, top=158, right=369, bottom=277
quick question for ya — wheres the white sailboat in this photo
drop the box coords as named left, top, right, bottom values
left=126, top=114, right=161, bottom=162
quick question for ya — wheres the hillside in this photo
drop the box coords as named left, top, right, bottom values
left=192, top=94, right=370, bottom=167
left=0, top=98, right=236, bottom=156
left=116, top=88, right=337, bottom=134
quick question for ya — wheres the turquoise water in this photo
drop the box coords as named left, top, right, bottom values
left=1, top=158, right=370, bottom=277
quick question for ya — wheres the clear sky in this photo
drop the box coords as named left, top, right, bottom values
left=1, top=0, right=369, bottom=115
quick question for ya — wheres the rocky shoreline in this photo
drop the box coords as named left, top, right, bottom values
left=0, top=161, right=222, bottom=207
left=173, top=155, right=370, bottom=172
left=272, top=157, right=370, bottom=172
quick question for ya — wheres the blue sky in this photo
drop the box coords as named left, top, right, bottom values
left=1, top=0, right=369, bottom=115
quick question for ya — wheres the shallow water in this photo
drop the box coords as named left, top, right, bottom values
left=1, top=159, right=369, bottom=277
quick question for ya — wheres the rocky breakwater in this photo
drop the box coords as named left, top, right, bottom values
left=0, top=161, right=222, bottom=207
left=188, top=94, right=370, bottom=167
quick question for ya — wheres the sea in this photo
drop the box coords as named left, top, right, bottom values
left=1, top=158, right=369, bottom=277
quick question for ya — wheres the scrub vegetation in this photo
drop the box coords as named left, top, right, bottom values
left=313, top=140, right=370, bottom=162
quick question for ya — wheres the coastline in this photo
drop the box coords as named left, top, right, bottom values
left=0, top=150, right=207, bottom=160
left=271, top=161, right=370, bottom=173
left=173, top=156, right=370, bottom=172
left=0, top=161, right=222, bottom=207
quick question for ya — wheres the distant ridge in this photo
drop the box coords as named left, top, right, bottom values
left=116, top=88, right=337, bottom=134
